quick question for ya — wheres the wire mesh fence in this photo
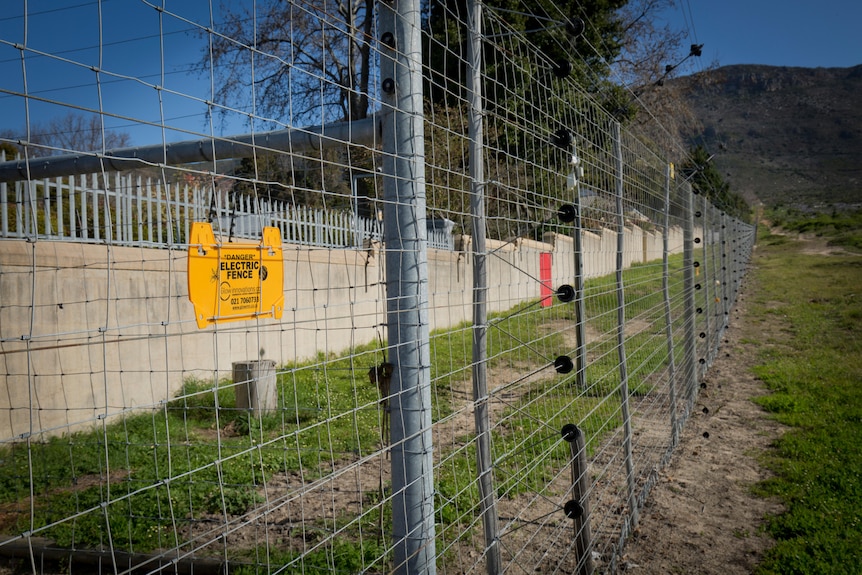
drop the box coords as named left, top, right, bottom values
left=0, top=1, right=754, bottom=574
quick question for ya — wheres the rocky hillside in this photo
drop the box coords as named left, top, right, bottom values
left=676, top=64, right=862, bottom=208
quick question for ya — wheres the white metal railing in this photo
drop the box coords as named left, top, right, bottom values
left=0, top=170, right=455, bottom=251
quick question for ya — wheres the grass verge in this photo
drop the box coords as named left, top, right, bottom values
left=750, top=227, right=862, bottom=574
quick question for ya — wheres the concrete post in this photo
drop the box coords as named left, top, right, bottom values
left=232, top=360, right=277, bottom=416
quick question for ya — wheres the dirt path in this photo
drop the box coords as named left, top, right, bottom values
left=618, top=259, right=785, bottom=573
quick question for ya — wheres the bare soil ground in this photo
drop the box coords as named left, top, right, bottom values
left=618, top=258, right=786, bottom=574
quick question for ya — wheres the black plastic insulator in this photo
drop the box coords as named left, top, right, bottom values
left=557, top=204, right=577, bottom=223
left=561, top=423, right=581, bottom=443
left=695, top=283, right=702, bottom=290
left=553, top=59, right=573, bottom=78
left=566, top=18, right=585, bottom=38
left=699, top=332, right=706, bottom=339
left=693, top=261, right=700, bottom=268
left=556, top=284, right=575, bottom=303
left=696, top=307, right=703, bottom=314
left=564, top=499, right=584, bottom=519
left=694, top=237, right=702, bottom=244
left=382, top=78, right=395, bottom=94
left=552, top=128, right=573, bottom=149
left=695, top=210, right=702, bottom=218
left=380, top=32, right=395, bottom=48
left=554, top=355, right=574, bottom=374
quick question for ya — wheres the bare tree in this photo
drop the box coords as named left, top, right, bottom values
left=614, top=0, right=688, bottom=88
left=206, top=0, right=374, bottom=124
left=0, top=112, right=131, bottom=158
left=612, top=0, right=715, bottom=158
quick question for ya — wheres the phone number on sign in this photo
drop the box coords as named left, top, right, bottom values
left=230, top=295, right=259, bottom=306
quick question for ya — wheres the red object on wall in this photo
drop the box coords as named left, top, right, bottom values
left=540, top=252, right=553, bottom=307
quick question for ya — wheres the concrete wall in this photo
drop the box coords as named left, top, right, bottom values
left=0, top=224, right=683, bottom=440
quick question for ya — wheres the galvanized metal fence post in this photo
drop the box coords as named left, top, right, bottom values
left=564, top=424, right=594, bottom=575
left=466, top=0, right=502, bottom=572
left=0, top=150, right=6, bottom=236
left=612, top=121, right=637, bottom=527
left=708, top=204, right=722, bottom=366
left=378, top=0, right=437, bottom=571
left=699, top=195, right=711, bottom=375
left=731, top=219, right=741, bottom=305
left=662, top=164, right=679, bottom=447
left=720, top=212, right=730, bottom=331
left=681, top=182, right=698, bottom=408
left=572, top=146, right=588, bottom=392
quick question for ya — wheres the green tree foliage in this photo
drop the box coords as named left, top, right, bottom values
left=204, top=0, right=697, bottom=236
left=423, top=0, right=703, bottom=241
left=0, top=140, right=17, bottom=160
left=681, top=145, right=750, bottom=221
left=424, top=0, right=626, bottom=108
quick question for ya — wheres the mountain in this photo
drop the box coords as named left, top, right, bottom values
left=675, top=64, right=862, bottom=208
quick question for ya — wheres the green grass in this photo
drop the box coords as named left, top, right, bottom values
left=0, top=361, right=384, bottom=551
left=484, top=256, right=687, bottom=503
left=748, top=226, right=862, bottom=575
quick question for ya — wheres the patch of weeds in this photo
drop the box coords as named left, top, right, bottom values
left=754, top=393, right=805, bottom=415
left=207, top=487, right=264, bottom=515
left=231, top=538, right=388, bottom=574
left=761, top=234, right=789, bottom=246
left=768, top=207, right=862, bottom=253
left=493, top=390, right=622, bottom=499
left=435, top=444, right=480, bottom=529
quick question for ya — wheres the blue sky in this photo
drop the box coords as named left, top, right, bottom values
left=661, top=0, right=862, bottom=70
left=0, top=1, right=236, bottom=147
left=1, top=0, right=860, bottom=148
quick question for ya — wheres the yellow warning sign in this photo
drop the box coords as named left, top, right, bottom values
left=188, top=222, right=284, bottom=328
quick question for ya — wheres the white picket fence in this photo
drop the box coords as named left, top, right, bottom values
left=0, top=171, right=455, bottom=250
